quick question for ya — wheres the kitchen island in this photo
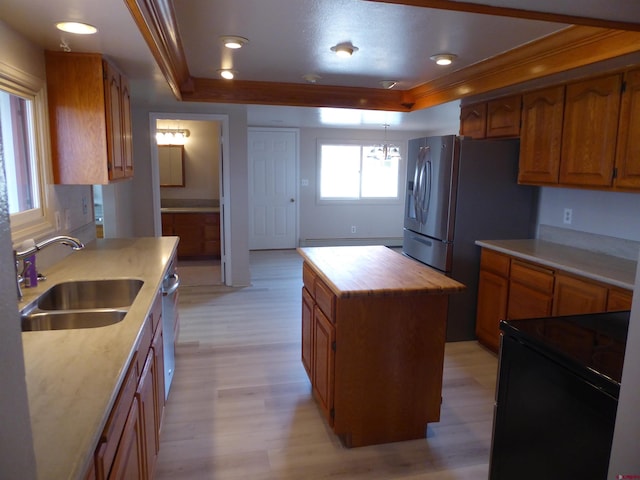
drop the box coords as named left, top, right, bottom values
left=298, top=245, right=465, bottom=447
left=18, top=237, right=178, bottom=480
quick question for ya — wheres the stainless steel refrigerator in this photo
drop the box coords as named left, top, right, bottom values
left=403, top=135, right=538, bottom=342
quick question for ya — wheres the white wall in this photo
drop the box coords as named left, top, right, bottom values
left=538, top=187, right=640, bottom=241
left=297, top=127, right=446, bottom=246
left=158, top=119, right=220, bottom=201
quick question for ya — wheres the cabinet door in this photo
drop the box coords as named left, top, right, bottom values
left=152, top=321, right=165, bottom=441
left=607, top=288, right=633, bottom=312
left=161, top=213, right=173, bottom=236
left=104, top=61, right=125, bottom=181
left=518, top=86, right=565, bottom=184
left=120, top=75, right=134, bottom=178
left=553, top=274, right=608, bottom=316
left=136, top=354, right=157, bottom=480
left=108, top=397, right=145, bottom=480
left=560, top=74, right=622, bottom=187
left=301, top=287, right=314, bottom=381
left=312, top=306, right=335, bottom=426
left=460, top=103, right=487, bottom=138
left=475, top=269, right=509, bottom=352
left=507, top=260, right=554, bottom=320
left=486, top=95, right=521, bottom=138
left=614, top=68, right=640, bottom=189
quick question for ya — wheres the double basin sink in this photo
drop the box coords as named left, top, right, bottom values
left=20, top=279, right=143, bottom=331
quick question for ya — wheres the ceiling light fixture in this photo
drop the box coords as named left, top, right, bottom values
left=156, top=129, right=190, bottom=145
left=303, top=73, right=321, bottom=84
left=380, top=80, right=398, bottom=89
left=331, top=42, right=359, bottom=58
left=55, top=21, right=98, bottom=35
left=221, top=35, right=249, bottom=49
left=368, top=124, right=401, bottom=162
left=430, top=53, right=457, bottom=66
left=218, top=69, right=236, bottom=80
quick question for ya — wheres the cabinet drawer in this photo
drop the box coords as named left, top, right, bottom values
left=480, top=249, right=510, bottom=277
left=302, top=262, right=316, bottom=292
left=314, top=277, right=335, bottom=323
left=510, top=260, right=554, bottom=294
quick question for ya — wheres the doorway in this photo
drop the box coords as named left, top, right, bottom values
left=150, top=113, right=231, bottom=286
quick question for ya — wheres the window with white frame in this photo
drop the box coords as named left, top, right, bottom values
left=318, top=141, right=400, bottom=201
left=1, top=65, right=53, bottom=242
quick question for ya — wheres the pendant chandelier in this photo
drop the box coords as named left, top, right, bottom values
left=368, top=124, right=401, bottom=161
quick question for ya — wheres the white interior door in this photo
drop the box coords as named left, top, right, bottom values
left=248, top=128, right=298, bottom=250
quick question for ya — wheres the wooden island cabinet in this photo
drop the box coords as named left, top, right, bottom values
left=298, top=246, right=465, bottom=447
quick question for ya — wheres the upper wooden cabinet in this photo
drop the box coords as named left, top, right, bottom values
left=459, top=102, right=487, bottom=139
left=614, top=68, right=640, bottom=189
left=560, top=74, right=623, bottom=187
left=486, top=95, right=522, bottom=138
left=518, top=86, right=565, bottom=185
left=460, top=96, right=521, bottom=139
left=45, top=51, right=134, bottom=184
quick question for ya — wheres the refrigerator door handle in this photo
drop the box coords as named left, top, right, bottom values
left=412, top=147, right=426, bottom=224
left=423, top=158, right=432, bottom=222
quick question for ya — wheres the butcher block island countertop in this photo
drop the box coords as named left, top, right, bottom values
left=297, top=245, right=465, bottom=297
left=297, top=246, right=465, bottom=447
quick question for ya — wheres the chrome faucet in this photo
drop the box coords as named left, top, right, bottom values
left=14, top=235, right=85, bottom=299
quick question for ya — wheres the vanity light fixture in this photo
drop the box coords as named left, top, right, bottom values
left=156, top=129, right=190, bottom=145
left=219, top=69, right=236, bottom=80
left=55, top=21, right=98, bottom=34
left=430, top=53, right=457, bottom=66
left=221, top=35, right=249, bottom=49
left=331, top=42, right=359, bottom=58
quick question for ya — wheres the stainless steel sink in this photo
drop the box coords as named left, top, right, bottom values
left=22, top=310, right=127, bottom=331
left=36, top=279, right=143, bottom=310
left=20, top=279, right=143, bottom=331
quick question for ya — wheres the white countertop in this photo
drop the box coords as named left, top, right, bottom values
left=476, top=239, right=637, bottom=290
left=19, top=237, right=178, bottom=480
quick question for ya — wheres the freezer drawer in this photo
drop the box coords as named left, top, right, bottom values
left=402, top=229, right=451, bottom=273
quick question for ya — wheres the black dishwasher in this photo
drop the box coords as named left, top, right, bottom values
left=489, top=311, right=629, bottom=480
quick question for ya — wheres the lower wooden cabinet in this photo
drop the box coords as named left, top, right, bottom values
left=475, top=248, right=633, bottom=352
left=162, top=211, right=221, bottom=259
left=553, top=273, right=608, bottom=316
left=312, top=305, right=335, bottom=426
left=94, top=291, right=165, bottom=480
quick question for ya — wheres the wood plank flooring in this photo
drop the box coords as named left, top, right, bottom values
left=155, top=249, right=499, bottom=479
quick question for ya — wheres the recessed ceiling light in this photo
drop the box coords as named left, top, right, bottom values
left=221, top=36, right=249, bottom=49
left=380, top=80, right=398, bottom=89
left=55, top=22, right=98, bottom=35
left=218, top=69, right=236, bottom=80
left=303, top=73, right=321, bottom=84
left=331, top=43, right=359, bottom=58
left=430, top=53, right=457, bottom=66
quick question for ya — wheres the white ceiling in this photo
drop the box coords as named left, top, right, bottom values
left=1, top=0, right=639, bottom=130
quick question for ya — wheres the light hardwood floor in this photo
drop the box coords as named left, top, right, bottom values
left=155, top=249, right=499, bottom=479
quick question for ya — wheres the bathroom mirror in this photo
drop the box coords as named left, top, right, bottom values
left=159, top=145, right=185, bottom=187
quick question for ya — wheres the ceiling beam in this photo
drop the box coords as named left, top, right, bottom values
left=363, top=0, right=640, bottom=32
left=123, top=0, right=192, bottom=100
left=182, top=78, right=415, bottom=111
left=408, top=26, right=640, bottom=110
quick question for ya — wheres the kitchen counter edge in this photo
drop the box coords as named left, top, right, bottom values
left=19, top=237, right=179, bottom=480
left=475, top=239, right=636, bottom=290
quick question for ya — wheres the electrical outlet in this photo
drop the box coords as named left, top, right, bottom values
left=64, top=209, right=71, bottom=230
left=301, top=179, right=309, bottom=187
left=82, top=195, right=88, bottom=215
left=563, top=208, right=573, bottom=225
left=351, top=225, right=357, bottom=234
left=55, top=211, right=62, bottom=231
